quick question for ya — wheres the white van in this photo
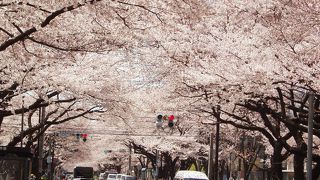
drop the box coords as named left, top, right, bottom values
left=116, top=174, right=125, bottom=180
left=107, top=173, right=117, bottom=180
left=174, top=170, right=209, bottom=180
left=120, top=175, right=136, bottom=180
left=99, top=173, right=107, bottom=180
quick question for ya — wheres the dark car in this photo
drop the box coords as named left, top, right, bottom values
left=73, top=166, right=94, bottom=180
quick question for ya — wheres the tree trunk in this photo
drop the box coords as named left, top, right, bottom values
left=312, top=161, right=320, bottom=180
left=271, top=142, right=283, bottom=180
left=293, top=153, right=305, bottom=180
left=219, top=160, right=225, bottom=180
left=0, top=116, right=3, bottom=127
left=244, top=160, right=249, bottom=180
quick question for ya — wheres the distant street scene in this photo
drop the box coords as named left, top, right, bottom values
left=0, top=0, right=319, bottom=180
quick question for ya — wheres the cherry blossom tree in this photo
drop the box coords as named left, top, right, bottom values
left=125, top=139, right=201, bottom=179
left=152, top=0, right=320, bottom=180
left=221, top=83, right=319, bottom=180
left=1, top=0, right=318, bottom=178
left=176, top=81, right=320, bottom=179
left=0, top=1, right=217, bottom=176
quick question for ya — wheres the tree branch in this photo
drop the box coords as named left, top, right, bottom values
left=0, top=0, right=103, bottom=51
left=117, top=1, right=163, bottom=22
left=7, top=105, right=101, bottom=146
left=0, top=27, right=14, bottom=37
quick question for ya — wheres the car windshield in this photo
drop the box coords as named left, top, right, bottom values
left=109, top=175, right=117, bottom=178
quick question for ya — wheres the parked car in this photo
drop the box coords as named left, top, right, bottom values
left=116, top=174, right=125, bottom=180
left=107, top=173, right=118, bottom=180
left=65, top=174, right=74, bottom=180
left=120, top=175, right=136, bottom=180
left=73, top=166, right=94, bottom=180
left=99, top=172, right=108, bottom=180
left=174, top=170, right=208, bottom=180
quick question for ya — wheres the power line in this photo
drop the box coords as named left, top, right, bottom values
left=2, top=124, right=199, bottom=137
left=47, top=129, right=198, bottom=137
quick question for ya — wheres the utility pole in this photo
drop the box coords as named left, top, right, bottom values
left=214, top=106, right=221, bottom=180
left=47, top=137, right=52, bottom=180
left=155, top=149, right=159, bottom=180
left=21, top=95, right=25, bottom=147
left=47, top=134, right=56, bottom=180
left=307, top=92, right=315, bottom=180
left=51, top=134, right=56, bottom=180
left=129, top=144, right=132, bottom=175
left=208, top=132, right=214, bottom=180
left=38, top=106, right=45, bottom=179
left=239, top=133, right=245, bottom=180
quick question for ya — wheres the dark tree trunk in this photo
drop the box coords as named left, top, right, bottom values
left=271, top=142, right=283, bottom=180
left=312, top=161, right=320, bottom=180
left=293, top=153, right=305, bottom=180
left=202, top=159, right=208, bottom=175
left=180, top=159, right=187, bottom=170
left=226, top=161, right=230, bottom=180
left=219, top=160, right=225, bottom=180
left=0, top=116, right=3, bottom=127
left=164, top=153, right=179, bottom=180
left=7, top=123, right=45, bottom=147
left=244, top=160, right=249, bottom=180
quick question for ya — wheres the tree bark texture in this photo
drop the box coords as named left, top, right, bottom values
left=271, top=142, right=283, bottom=180
left=293, top=153, right=305, bottom=180
left=312, top=162, right=320, bottom=180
